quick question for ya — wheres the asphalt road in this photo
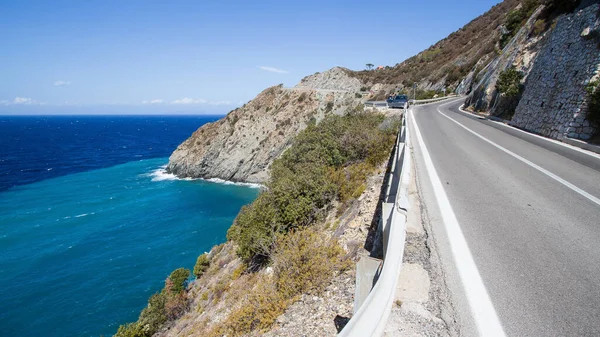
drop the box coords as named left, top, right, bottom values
left=410, top=99, right=600, bottom=336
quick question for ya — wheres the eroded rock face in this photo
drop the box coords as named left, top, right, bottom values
left=465, top=4, right=600, bottom=140
left=296, top=67, right=363, bottom=92
left=166, top=68, right=364, bottom=183
left=464, top=5, right=547, bottom=117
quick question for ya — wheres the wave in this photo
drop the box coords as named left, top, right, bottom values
left=145, top=166, right=263, bottom=188
left=203, top=177, right=263, bottom=189
left=146, top=166, right=186, bottom=182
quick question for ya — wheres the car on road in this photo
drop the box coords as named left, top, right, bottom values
left=386, top=95, right=409, bottom=109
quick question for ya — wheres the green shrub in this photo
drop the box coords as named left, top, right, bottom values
left=297, top=92, right=307, bottom=102
left=500, top=0, right=540, bottom=48
left=116, top=268, right=191, bottom=337
left=114, top=323, right=145, bottom=337
left=532, top=19, right=547, bottom=35
left=137, top=293, right=168, bottom=332
left=193, top=253, right=210, bottom=278
left=325, top=101, right=334, bottom=113
left=227, top=193, right=280, bottom=260
left=415, top=89, right=443, bottom=100
left=227, top=109, right=398, bottom=263
left=167, top=268, right=190, bottom=294
left=115, top=292, right=168, bottom=337
left=496, top=66, right=524, bottom=97
left=586, top=81, right=600, bottom=124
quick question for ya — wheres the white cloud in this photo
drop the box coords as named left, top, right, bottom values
left=13, top=97, right=36, bottom=104
left=142, top=99, right=165, bottom=104
left=53, top=80, right=71, bottom=87
left=208, top=100, right=232, bottom=106
left=258, top=66, right=289, bottom=74
left=171, top=97, right=207, bottom=105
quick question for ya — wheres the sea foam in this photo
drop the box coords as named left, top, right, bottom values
left=146, top=166, right=262, bottom=188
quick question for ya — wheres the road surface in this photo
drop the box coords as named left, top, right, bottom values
left=409, top=98, right=600, bottom=336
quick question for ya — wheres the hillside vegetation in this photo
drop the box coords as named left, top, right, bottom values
left=228, top=108, right=398, bottom=265
left=116, top=107, right=400, bottom=337
left=347, top=0, right=583, bottom=95
left=347, top=0, right=522, bottom=90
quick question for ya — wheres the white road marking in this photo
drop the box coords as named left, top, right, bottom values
left=436, top=106, right=600, bottom=208
left=409, top=109, right=507, bottom=337
left=454, top=103, right=600, bottom=160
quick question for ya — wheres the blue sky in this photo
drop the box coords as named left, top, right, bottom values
left=0, top=0, right=501, bottom=114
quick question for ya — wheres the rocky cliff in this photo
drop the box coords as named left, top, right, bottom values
left=166, top=67, right=363, bottom=183
left=510, top=3, right=600, bottom=140
left=463, top=4, right=548, bottom=118
left=345, top=0, right=522, bottom=93
left=464, top=1, right=600, bottom=141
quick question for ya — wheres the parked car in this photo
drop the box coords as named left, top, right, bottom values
left=386, top=95, right=409, bottom=109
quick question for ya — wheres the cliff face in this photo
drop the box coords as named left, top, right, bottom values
left=464, top=5, right=548, bottom=118
left=346, top=0, right=522, bottom=92
left=465, top=2, right=600, bottom=141
left=166, top=67, right=362, bottom=183
left=510, top=3, right=600, bottom=140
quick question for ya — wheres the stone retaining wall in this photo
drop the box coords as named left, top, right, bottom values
left=510, top=4, right=600, bottom=140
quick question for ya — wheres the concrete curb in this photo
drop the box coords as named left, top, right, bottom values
left=561, top=137, right=600, bottom=155
left=457, top=104, right=486, bottom=120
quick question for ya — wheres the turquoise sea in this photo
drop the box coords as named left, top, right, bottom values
left=0, top=116, right=259, bottom=336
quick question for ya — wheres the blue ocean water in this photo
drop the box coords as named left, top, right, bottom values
left=0, top=116, right=259, bottom=336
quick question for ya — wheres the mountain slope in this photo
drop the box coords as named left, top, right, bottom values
left=346, top=0, right=522, bottom=92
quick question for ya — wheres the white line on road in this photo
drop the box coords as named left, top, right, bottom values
left=436, top=106, right=600, bottom=208
left=453, top=103, right=600, bottom=160
left=409, top=109, right=507, bottom=337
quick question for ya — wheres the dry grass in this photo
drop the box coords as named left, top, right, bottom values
left=200, top=228, right=349, bottom=337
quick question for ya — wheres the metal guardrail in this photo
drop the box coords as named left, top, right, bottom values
left=410, top=94, right=458, bottom=105
left=364, top=101, right=388, bottom=108
left=339, top=94, right=457, bottom=336
left=338, top=110, right=411, bottom=337
left=365, top=95, right=458, bottom=109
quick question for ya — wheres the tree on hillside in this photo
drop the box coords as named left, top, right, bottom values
left=366, top=63, right=374, bottom=70
left=496, top=67, right=524, bottom=97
